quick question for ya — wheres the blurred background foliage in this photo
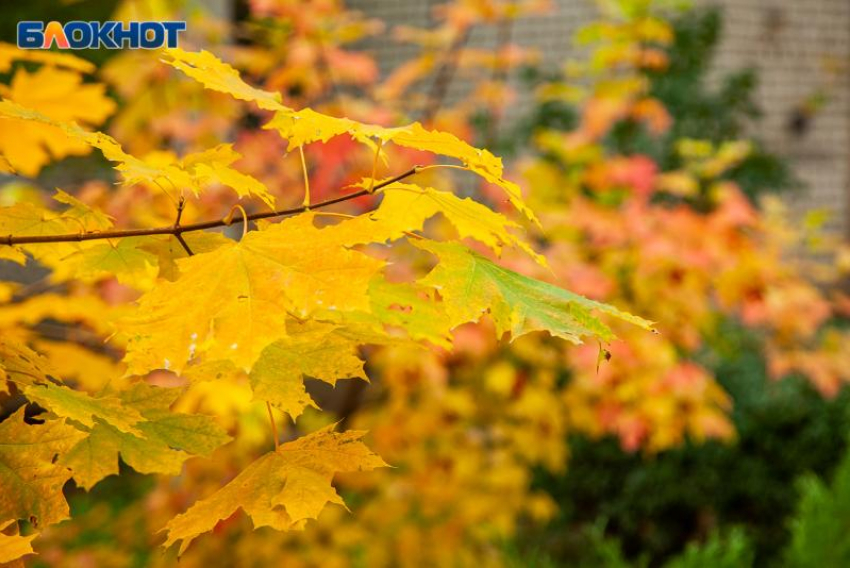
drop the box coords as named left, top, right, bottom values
left=4, top=0, right=850, bottom=566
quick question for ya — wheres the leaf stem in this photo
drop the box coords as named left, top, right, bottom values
left=299, top=146, right=310, bottom=208
left=266, top=402, right=279, bottom=450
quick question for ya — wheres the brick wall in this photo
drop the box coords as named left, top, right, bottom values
left=348, top=0, right=850, bottom=235
left=706, top=0, right=850, bottom=234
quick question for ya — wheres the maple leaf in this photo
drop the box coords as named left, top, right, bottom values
left=61, top=383, right=230, bottom=490
left=161, top=48, right=286, bottom=111
left=0, top=41, right=94, bottom=73
left=0, top=189, right=113, bottom=268
left=0, top=65, right=115, bottom=175
left=50, top=236, right=160, bottom=289
left=325, top=277, right=454, bottom=348
left=139, top=232, right=231, bottom=281
left=159, top=48, right=537, bottom=225
left=23, top=383, right=146, bottom=436
left=50, top=189, right=114, bottom=231
left=0, top=336, right=56, bottom=388
left=0, top=103, right=274, bottom=206
left=249, top=322, right=367, bottom=420
left=415, top=240, right=654, bottom=342
left=372, top=182, right=545, bottom=264
left=162, top=426, right=387, bottom=555
left=0, top=408, right=86, bottom=528
left=121, top=213, right=385, bottom=375
left=0, top=292, right=119, bottom=338
left=0, top=522, right=37, bottom=565
left=0, top=154, right=14, bottom=174
left=264, top=112, right=538, bottom=224
left=31, top=340, right=121, bottom=396
left=183, top=143, right=276, bottom=207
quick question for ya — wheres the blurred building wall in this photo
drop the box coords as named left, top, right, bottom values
left=349, top=0, right=850, bottom=236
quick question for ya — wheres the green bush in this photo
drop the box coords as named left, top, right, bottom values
left=784, top=443, right=850, bottom=567
left=523, top=321, right=850, bottom=566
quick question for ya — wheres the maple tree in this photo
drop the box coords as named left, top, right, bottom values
left=1, top=0, right=847, bottom=565
left=0, top=37, right=651, bottom=563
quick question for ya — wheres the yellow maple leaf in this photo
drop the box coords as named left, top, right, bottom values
left=0, top=66, right=115, bottom=176
left=0, top=523, right=37, bottom=565
left=0, top=102, right=274, bottom=206
left=372, top=182, right=546, bottom=264
left=121, top=213, right=385, bottom=375
left=249, top=321, right=367, bottom=420
left=161, top=48, right=286, bottom=111
left=162, top=426, right=387, bottom=555
left=0, top=408, right=86, bottom=528
left=0, top=41, right=94, bottom=74
left=0, top=335, right=57, bottom=388
left=265, top=112, right=538, bottom=225
left=160, top=48, right=538, bottom=225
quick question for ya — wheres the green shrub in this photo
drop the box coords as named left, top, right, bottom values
left=784, top=444, right=850, bottom=567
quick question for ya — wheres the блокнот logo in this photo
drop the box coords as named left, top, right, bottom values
left=17, top=21, right=186, bottom=49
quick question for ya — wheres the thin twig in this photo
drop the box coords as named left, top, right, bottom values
left=173, top=196, right=194, bottom=256
left=1, top=166, right=422, bottom=247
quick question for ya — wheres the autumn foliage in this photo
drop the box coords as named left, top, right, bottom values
left=1, top=0, right=849, bottom=566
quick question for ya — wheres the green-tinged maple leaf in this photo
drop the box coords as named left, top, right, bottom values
left=60, top=421, right=184, bottom=491
left=0, top=408, right=86, bottom=527
left=162, top=426, right=387, bottom=555
left=0, top=336, right=55, bottom=388
left=415, top=240, right=653, bottom=343
left=121, top=213, right=385, bottom=375
left=24, top=383, right=146, bottom=436
left=61, top=382, right=230, bottom=490
left=121, top=382, right=231, bottom=456
left=249, top=322, right=367, bottom=420
left=50, top=236, right=159, bottom=289
left=325, top=277, right=454, bottom=348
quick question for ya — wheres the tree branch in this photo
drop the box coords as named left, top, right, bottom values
left=1, top=166, right=422, bottom=247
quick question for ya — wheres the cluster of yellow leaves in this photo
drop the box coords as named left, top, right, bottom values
left=0, top=44, right=115, bottom=177
left=0, top=43, right=650, bottom=565
left=18, top=1, right=850, bottom=565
